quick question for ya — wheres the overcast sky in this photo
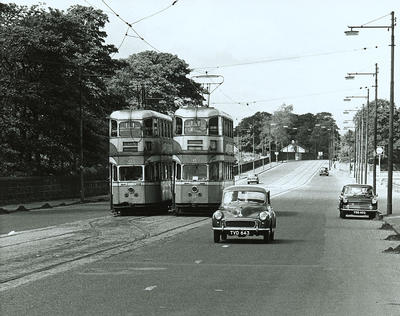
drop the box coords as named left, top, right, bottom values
left=9, top=1, right=400, bottom=132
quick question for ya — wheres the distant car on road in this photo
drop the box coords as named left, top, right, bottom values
left=247, top=173, right=259, bottom=184
left=338, top=184, right=378, bottom=219
left=319, top=167, right=329, bottom=176
left=212, top=185, right=276, bottom=243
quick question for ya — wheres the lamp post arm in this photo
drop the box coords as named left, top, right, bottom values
left=347, top=72, right=376, bottom=76
left=347, top=25, right=392, bottom=29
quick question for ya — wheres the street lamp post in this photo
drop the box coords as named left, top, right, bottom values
left=344, top=91, right=369, bottom=184
left=345, top=66, right=378, bottom=191
left=345, top=11, right=395, bottom=214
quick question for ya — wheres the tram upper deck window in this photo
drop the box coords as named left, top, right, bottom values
left=143, top=118, right=153, bottom=137
left=119, top=166, right=142, bottom=181
left=119, top=121, right=141, bottom=138
left=209, top=116, right=219, bottom=135
left=182, top=164, right=207, bottom=181
left=175, top=117, right=182, bottom=135
left=184, top=119, right=207, bottom=135
left=222, top=118, right=233, bottom=138
left=110, top=120, right=118, bottom=137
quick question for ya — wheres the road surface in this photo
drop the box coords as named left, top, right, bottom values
left=1, top=160, right=399, bottom=316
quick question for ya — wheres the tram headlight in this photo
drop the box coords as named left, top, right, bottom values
left=213, top=210, right=223, bottom=220
left=259, top=211, right=269, bottom=221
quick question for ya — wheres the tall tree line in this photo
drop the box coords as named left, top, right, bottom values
left=235, top=104, right=339, bottom=159
left=0, top=4, right=202, bottom=177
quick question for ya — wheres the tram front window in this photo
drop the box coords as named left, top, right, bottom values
left=183, top=164, right=207, bottom=181
left=119, top=166, right=142, bottom=181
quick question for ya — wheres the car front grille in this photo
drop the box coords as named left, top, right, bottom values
left=225, top=220, right=256, bottom=228
left=348, top=202, right=371, bottom=209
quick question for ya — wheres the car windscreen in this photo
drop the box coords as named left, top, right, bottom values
left=344, top=186, right=373, bottom=196
left=223, top=190, right=266, bottom=205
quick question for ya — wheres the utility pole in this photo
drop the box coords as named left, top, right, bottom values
left=387, top=11, right=395, bottom=215
left=365, top=89, right=369, bottom=184
left=373, top=63, right=378, bottom=193
left=79, top=66, right=85, bottom=203
left=345, top=11, right=395, bottom=214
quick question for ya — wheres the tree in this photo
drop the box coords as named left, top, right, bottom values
left=107, top=51, right=203, bottom=114
left=0, top=3, right=120, bottom=176
left=235, top=112, right=271, bottom=154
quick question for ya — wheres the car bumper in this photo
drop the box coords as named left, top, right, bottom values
left=340, top=209, right=378, bottom=215
left=213, top=227, right=270, bottom=234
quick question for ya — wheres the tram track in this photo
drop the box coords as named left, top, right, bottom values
left=0, top=215, right=208, bottom=292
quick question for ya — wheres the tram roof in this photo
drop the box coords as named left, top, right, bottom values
left=175, top=106, right=232, bottom=120
left=109, top=109, right=172, bottom=121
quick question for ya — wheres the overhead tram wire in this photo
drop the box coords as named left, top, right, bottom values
left=101, top=0, right=161, bottom=52
left=211, top=88, right=358, bottom=106
left=192, top=45, right=382, bottom=71
left=131, top=0, right=179, bottom=25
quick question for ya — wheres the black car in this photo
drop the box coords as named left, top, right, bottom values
left=338, top=184, right=378, bottom=219
left=319, top=167, right=329, bottom=176
left=211, top=185, right=276, bottom=243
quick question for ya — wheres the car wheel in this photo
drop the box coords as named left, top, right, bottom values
left=247, top=182, right=250, bottom=184
left=213, top=231, right=221, bottom=243
left=339, top=210, right=346, bottom=219
left=263, top=231, right=270, bottom=243
left=369, top=212, right=376, bottom=220
left=221, top=232, right=227, bottom=241
left=175, top=207, right=182, bottom=216
left=256, top=181, right=259, bottom=184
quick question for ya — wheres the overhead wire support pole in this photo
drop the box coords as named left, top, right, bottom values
left=345, top=11, right=395, bottom=215
left=373, top=63, right=378, bottom=193
left=365, top=89, right=370, bottom=184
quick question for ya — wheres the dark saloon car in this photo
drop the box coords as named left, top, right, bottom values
left=212, top=185, right=276, bottom=243
left=338, top=184, right=378, bottom=219
left=319, top=167, right=329, bottom=176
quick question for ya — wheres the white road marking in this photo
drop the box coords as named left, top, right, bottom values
left=222, top=245, right=229, bottom=248
left=214, top=289, right=224, bottom=292
left=195, top=260, right=202, bottom=264
left=144, top=285, right=157, bottom=291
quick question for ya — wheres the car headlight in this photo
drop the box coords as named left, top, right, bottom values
left=259, top=211, right=269, bottom=221
left=342, top=198, right=348, bottom=204
left=372, top=198, right=377, bottom=204
left=213, top=210, right=223, bottom=220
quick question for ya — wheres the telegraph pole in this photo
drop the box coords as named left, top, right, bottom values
left=373, top=63, right=378, bottom=193
left=79, top=66, right=85, bottom=203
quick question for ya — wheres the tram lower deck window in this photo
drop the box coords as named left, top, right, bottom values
left=183, top=164, right=207, bottom=180
left=119, top=166, right=142, bottom=181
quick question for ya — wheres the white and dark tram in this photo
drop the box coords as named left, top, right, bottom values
left=172, top=106, right=235, bottom=215
left=109, top=109, right=174, bottom=215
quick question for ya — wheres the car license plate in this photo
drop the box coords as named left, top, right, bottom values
left=229, top=230, right=250, bottom=236
left=354, top=211, right=366, bottom=215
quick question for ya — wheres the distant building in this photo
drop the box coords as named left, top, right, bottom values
left=280, top=143, right=306, bottom=153
left=280, top=143, right=307, bottom=161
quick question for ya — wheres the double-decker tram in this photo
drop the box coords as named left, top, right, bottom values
left=109, top=109, right=174, bottom=215
left=173, top=106, right=235, bottom=215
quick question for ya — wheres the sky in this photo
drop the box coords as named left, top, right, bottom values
left=7, top=0, right=400, bottom=133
